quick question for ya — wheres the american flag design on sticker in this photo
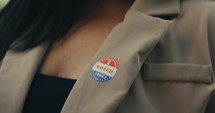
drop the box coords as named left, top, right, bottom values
left=92, top=58, right=118, bottom=82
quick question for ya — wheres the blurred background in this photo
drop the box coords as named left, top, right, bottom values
left=0, top=0, right=9, bottom=11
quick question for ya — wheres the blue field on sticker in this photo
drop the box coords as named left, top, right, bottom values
left=92, top=70, right=112, bottom=82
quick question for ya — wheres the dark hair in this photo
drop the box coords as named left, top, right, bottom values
left=0, top=0, right=101, bottom=59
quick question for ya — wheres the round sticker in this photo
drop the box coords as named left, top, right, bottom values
left=92, top=58, right=118, bottom=82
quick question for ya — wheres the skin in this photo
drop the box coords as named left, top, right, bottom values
left=39, top=0, right=134, bottom=80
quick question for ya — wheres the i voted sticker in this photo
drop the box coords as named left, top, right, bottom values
left=92, top=58, right=118, bottom=82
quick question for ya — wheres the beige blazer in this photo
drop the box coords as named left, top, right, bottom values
left=1, top=0, right=215, bottom=113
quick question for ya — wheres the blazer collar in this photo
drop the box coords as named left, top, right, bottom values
left=131, top=0, right=180, bottom=16
left=0, top=44, right=49, bottom=113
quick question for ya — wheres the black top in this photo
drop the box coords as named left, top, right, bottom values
left=22, top=73, right=76, bottom=113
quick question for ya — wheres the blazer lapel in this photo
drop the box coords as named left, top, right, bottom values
left=0, top=44, right=49, bottom=113
left=61, top=0, right=179, bottom=113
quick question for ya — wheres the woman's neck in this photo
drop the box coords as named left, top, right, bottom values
left=87, top=0, right=134, bottom=21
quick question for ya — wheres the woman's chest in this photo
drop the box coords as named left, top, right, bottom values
left=38, top=22, right=117, bottom=79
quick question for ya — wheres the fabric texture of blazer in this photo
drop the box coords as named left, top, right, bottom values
left=0, top=0, right=215, bottom=113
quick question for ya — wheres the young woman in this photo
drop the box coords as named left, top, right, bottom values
left=0, top=0, right=215, bottom=113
